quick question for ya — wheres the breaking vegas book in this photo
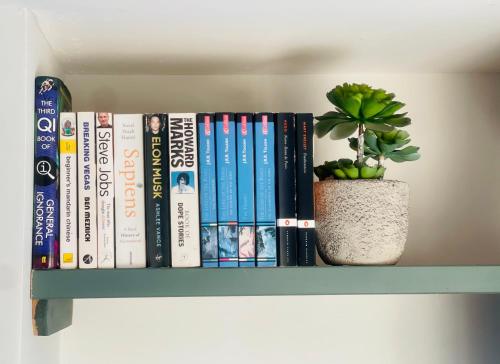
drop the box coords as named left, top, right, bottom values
left=169, top=113, right=200, bottom=267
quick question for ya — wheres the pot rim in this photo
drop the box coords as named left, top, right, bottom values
left=314, top=179, right=407, bottom=185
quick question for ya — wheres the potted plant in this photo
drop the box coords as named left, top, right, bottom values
left=314, top=83, right=420, bottom=265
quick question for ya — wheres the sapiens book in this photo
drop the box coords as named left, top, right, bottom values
left=254, top=113, right=277, bottom=267
left=59, top=112, right=77, bottom=269
left=77, top=112, right=98, bottom=269
left=236, top=113, right=256, bottom=267
left=144, top=113, right=170, bottom=267
left=296, top=113, right=316, bottom=266
left=32, top=76, right=71, bottom=269
left=197, top=113, right=218, bottom=267
left=96, top=112, right=115, bottom=269
left=216, top=112, right=238, bottom=267
left=168, top=113, right=201, bottom=267
left=114, top=114, right=146, bottom=268
left=276, top=113, right=297, bottom=266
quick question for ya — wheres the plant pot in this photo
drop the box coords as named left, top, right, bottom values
left=314, top=179, right=409, bottom=265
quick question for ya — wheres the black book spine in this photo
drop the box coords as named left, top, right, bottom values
left=144, top=114, right=171, bottom=267
left=296, top=113, right=315, bottom=266
left=276, top=113, right=297, bottom=266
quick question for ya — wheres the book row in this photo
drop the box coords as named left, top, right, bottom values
left=32, top=76, right=316, bottom=269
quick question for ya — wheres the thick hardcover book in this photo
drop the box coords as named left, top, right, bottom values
left=114, top=114, right=146, bottom=268
left=59, top=112, right=77, bottom=269
left=32, top=76, right=71, bottom=269
left=296, top=113, right=316, bottom=266
left=168, top=113, right=201, bottom=267
left=236, top=113, right=256, bottom=267
left=276, top=113, right=297, bottom=266
left=144, top=113, right=170, bottom=267
left=77, top=112, right=98, bottom=269
left=216, top=112, right=238, bottom=267
left=254, top=113, right=277, bottom=267
left=197, top=113, right=218, bottom=267
left=96, top=112, right=115, bottom=268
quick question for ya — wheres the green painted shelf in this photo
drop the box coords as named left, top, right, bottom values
left=32, top=265, right=500, bottom=299
left=30, top=266, right=500, bottom=336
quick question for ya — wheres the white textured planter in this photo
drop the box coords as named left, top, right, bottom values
left=314, top=179, right=409, bottom=265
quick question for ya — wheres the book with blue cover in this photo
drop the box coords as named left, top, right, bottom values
left=197, top=113, right=218, bottom=267
left=216, top=112, right=238, bottom=267
left=254, top=113, right=277, bottom=267
left=32, top=76, right=71, bottom=269
left=236, top=113, right=256, bottom=267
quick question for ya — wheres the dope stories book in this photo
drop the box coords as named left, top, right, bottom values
left=168, top=113, right=200, bottom=267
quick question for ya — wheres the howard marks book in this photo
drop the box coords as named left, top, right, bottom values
left=216, top=112, right=238, bottom=267
left=59, top=112, right=77, bottom=269
left=254, top=113, right=277, bottom=267
left=296, top=113, right=316, bottom=266
left=276, top=113, right=297, bottom=266
left=197, top=113, right=218, bottom=267
left=32, top=76, right=71, bottom=269
left=236, top=113, right=256, bottom=267
left=77, top=112, right=98, bottom=268
left=114, top=114, right=146, bottom=268
left=169, top=113, right=201, bottom=267
left=144, top=113, right=170, bottom=267
left=96, top=112, right=115, bottom=268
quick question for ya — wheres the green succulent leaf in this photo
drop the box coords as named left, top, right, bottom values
left=342, top=166, right=359, bottom=179
left=364, top=130, right=381, bottom=154
left=385, top=117, right=411, bottom=127
left=361, top=97, right=387, bottom=119
left=397, top=146, right=420, bottom=155
left=360, top=166, right=377, bottom=179
left=314, top=111, right=350, bottom=121
left=333, top=169, right=347, bottom=179
left=338, top=158, right=354, bottom=168
left=377, top=102, right=405, bottom=117
left=315, top=118, right=349, bottom=138
left=388, top=152, right=421, bottom=162
left=314, top=165, right=330, bottom=180
left=375, top=166, right=386, bottom=178
left=329, top=122, right=358, bottom=140
left=364, top=122, right=394, bottom=132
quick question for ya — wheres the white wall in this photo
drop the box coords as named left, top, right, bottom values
left=0, top=7, right=63, bottom=364
left=56, top=74, right=500, bottom=364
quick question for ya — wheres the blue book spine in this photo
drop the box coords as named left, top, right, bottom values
left=254, top=113, right=277, bottom=267
left=32, top=76, right=72, bottom=269
left=216, top=112, right=238, bottom=267
left=197, top=113, right=218, bottom=267
left=236, top=113, right=256, bottom=267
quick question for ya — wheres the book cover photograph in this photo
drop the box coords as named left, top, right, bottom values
left=216, top=112, right=238, bottom=267
left=59, top=112, right=77, bottom=269
left=236, top=113, right=256, bottom=267
left=96, top=112, right=115, bottom=268
left=32, top=76, right=71, bottom=269
left=197, top=113, right=218, bottom=267
left=169, top=113, right=201, bottom=267
left=144, top=113, right=170, bottom=267
left=114, top=114, right=146, bottom=268
left=296, top=113, right=316, bottom=266
left=77, top=112, right=98, bottom=269
left=254, top=113, right=277, bottom=267
left=276, top=113, right=297, bottom=266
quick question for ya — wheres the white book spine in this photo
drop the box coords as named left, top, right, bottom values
left=113, top=114, right=146, bottom=268
left=168, top=113, right=200, bottom=267
left=77, top=112, right=98, bottom=268
left=59, top=112, right=78, bottom=269
left=96, top=112, right=115, bottom=268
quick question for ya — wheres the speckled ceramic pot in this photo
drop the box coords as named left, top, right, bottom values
left=314, top=179, right=409, bottom=265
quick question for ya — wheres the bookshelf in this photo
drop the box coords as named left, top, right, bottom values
left=31, top=266, right=500, bottom=335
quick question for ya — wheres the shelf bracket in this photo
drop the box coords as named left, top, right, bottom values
left=32, top=298, right=73, bottom=336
